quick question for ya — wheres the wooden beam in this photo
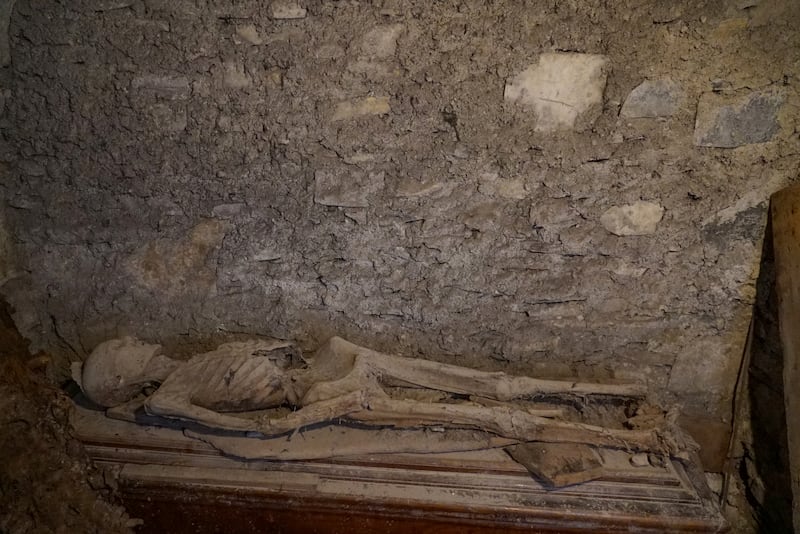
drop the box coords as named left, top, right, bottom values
left=770, top=184, right=800, bottom=533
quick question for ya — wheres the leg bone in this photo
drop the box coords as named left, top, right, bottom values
left=351, top=396, right=689, bottom=456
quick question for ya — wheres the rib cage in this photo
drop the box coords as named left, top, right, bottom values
left=152, top=341, right=292, bottom=412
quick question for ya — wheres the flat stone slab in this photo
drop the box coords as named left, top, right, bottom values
left=235, top=25, right=263, bottom=45
left=694, top=89, right=784, bottom=148
left=621, top=79, right=684, bottom=118
left=600, top=201, right=664, bottom=236
left=504, top=53, right=609, bottom=132
left=332, top=96, right=391, bottom=121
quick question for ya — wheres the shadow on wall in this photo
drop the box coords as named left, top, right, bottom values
left=746, top=214, right=793, bottom=532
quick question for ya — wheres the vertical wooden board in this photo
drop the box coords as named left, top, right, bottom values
left=770, top=184, right=800, bottom=533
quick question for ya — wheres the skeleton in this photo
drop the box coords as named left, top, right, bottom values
left=76, top=336, right=693, bottom=457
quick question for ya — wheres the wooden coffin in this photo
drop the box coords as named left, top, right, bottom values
left=72, top=404, right=728, bottom=533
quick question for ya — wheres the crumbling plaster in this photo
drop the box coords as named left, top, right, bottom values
left=1, top=0, right=799, bottom=426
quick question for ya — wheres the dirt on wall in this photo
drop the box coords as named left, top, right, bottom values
left=1, top=0, right=799, bottom=435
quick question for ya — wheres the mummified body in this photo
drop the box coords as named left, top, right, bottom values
left=77, top=336, right=693, bottom=457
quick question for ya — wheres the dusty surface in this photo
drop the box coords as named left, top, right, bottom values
left=1, top=0, right=799, bottom=446
left=0, top=299, right=133, bottom=533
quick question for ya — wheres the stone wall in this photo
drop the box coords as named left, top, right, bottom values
left=1, top=0, right=799, bottom=428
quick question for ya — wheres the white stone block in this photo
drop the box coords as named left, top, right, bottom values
left=600, top=201, right=664, bottom=236
left=504, top=53, right=609, bottom=132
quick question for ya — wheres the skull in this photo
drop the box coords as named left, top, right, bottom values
left=81, top=337, right=168, bottom=407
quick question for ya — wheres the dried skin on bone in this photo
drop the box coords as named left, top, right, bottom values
left=87, top=336, right=690, bottom=456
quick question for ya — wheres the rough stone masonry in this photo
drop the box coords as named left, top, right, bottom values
left=0, top=1, right=798, bottom=439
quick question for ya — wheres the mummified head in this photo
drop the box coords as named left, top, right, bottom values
left=80, top=337, right=173, bottom=407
